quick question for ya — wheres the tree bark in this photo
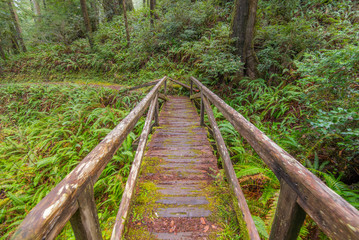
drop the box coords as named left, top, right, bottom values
left=150, top=0, right=155, bottom=27
left=31, top=0, right=41, bottom=23
left=7, top=0, right=26, bottom=52
left=122, top=0, right=130, bottom=47
left=0, top=42, right=7, bottom=61
left=80, top=0, right=94, bottom=48
left=230, top=0, right=259, bottom=79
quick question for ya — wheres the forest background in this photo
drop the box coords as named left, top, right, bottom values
left=0, top=0, right=358, bottom=239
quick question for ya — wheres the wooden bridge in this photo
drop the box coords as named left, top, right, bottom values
left=12, top=77, right=359, bottom=239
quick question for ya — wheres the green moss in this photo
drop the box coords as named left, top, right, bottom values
left=125, top=226, right=156, bottom=240
left=140, top=157, right=163, bottom=175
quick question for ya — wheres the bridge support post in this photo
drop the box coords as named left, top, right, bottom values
left=164, top=80, right=167, bottom=95
left=190, top=80, right=193, bottom=96
left=269, top=180, right=306, bottom=240
left=70, top=181, right=102, bottom=240
left=200, top=91, right=205, bottom=126
left=154, top=94, right=159, bottom=126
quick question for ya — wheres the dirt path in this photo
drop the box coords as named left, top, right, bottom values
left=125, top=96, right=223, bottom=239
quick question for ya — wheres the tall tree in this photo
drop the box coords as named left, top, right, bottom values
left=31, top=0, right=41, bottom=24
left=0, top=42, right=6, bottom=61
left=103, top=0, right=120, bottom=22
left=80, top=0, right=94, bottom=48
left=7, top=0, right=26, bottom=52
left=230, top=0, right=258, bottom=79
left=150, top=0, right=155, bottom=27
left=122, top=0, right=130, bottom=47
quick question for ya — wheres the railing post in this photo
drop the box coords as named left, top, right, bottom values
left=70, top=181, right=103, bottom=240
left=154, top=93, right=159, bottom=126
left=190, top=80, right=193, bottom=96
left=269, top=180, right=306, bottom=240
left=164, top=79, right=167, bottom=95
left=200, top=90, right=205, bottom=126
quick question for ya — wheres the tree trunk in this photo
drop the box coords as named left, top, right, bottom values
left=150, top=0, right=155, bottom=27
left=122, top=0, right=130, bottom=47
left=0, top=42, right=7, bottom=61
left=230, top=0, right=258, bottom=79
left=31, top=0, right=41, bottom=23
left=143, top=0, right=145, bottom=7
left=7, top=0, right=26, bottom=52
left=80, top=0, right=94, bottom=48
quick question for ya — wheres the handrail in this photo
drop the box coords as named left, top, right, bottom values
left=12, top=76, right=167, bottom=240
left=202, top=96, right=260, bottom=239
left=190, top=76, right=359, bottom=240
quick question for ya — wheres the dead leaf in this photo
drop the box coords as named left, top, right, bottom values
left=170, top=220, right=175, bottom=227
left=137, top=222, right=141, bottom=226
left=200, top=217, right=206, bottom=225
left=169, top=225, right=176, bottom=233
left=211, top=225, right=217, bottom=229
left=204, top=225, right=209, bottom=233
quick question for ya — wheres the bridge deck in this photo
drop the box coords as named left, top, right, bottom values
left=125, top=96, right=222, bottom=239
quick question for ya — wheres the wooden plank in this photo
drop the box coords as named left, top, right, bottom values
left=127, top=80, right=159, bottom=91
left=191, top=76, right=359, bottom=240
left=202, top=97, right=260, bottom=240
left=269, top=180, right=306, bottom=240
left=70, top=181, right=103, bottom=240
left=169, top=78, right=199, bottom=92
left=12, top=77, right=167, bottom=240
left=110, top=96, right=157, bottom=240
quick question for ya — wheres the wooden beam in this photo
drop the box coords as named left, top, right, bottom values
left=111, top=96, right=157, bottom=240
left=70, top=181, right=103, bottom=240
left=269, top=180, right=306, bottom=240
left=190, top=76, right=359, bottom=240
left=12, top=77, right=167, bottom=240
left=202, top=96, right=260, bottom=240
left=190, top=92, right=201, bottom=100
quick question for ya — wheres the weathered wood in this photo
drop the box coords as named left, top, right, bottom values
left=127, top=80, right=159, bottom=91
left=202, top=96, right=260, bottom=240
left=111, top=96, right=157, bottom=240
left=158, top=93, right=168, bottom=101
left=164, top=79, right=167, bottom=95
left=200, top=92, right=205, bottom=127
left=269, top=180, right=306, bottom=240
left=190, top=92, right=201, bottom=100
left=190, top=80, right=193, bottom=95
left=42, top=200, right=79, bottom=240
left=70, top=181, right=102, bottom=240
left=12, top=77, right=167, bottom=240
left=154, top=94, right=159, bottom=126
left=191, top=76, right=359, bottom=240
left=169, top=78, right=199, bottom=92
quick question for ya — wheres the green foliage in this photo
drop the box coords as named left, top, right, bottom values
left=0, top=84, right=144, bottom=238
left=296, top=44, right=359, bottom=100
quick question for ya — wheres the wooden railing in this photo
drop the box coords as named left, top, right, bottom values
left=12, top=77, right=167, bottom=240
left=190, top=76, right=359, bottom=240
left=12, top=76, right=359, bottom=240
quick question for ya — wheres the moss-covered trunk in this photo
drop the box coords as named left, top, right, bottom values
left=230, top=0, right=258, bottom=79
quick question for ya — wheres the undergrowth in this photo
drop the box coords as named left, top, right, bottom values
left=0, top=84, right=145, bottom=239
